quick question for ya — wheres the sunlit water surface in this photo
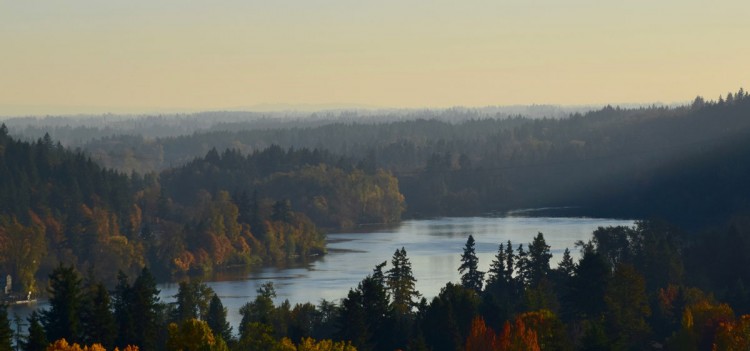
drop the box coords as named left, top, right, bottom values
left=160, top=216, right=634, bottom=331
left=13, top=216, right=634, bottom=333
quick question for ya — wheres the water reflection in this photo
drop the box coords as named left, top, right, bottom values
left=159, top=216, right=633, bottom=331
left=12, top=216, right=633, bottom=335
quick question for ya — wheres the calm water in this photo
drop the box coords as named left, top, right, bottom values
left=157, top=216, right=634, bottom=331
left=11, top=217, right=633, bottom=332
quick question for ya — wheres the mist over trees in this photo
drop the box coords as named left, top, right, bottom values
left=3, top=89, right=750, bottom=349
left=8, top=90, right=748, bottom=226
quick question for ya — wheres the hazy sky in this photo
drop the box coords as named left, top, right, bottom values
left=1, top=1, right=748, bottom=115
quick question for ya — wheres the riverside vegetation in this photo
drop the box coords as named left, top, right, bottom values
left=2, top=89, right=750, bottom=350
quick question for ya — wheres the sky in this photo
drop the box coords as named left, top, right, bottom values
left=0, top=1, right=748, bottom=115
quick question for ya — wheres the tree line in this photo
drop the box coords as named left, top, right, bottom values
left=4, top=219, right=750, bottom=350
left=0, top=127, right=404, bottom=295
left=12, top=89, right=748, bottom=226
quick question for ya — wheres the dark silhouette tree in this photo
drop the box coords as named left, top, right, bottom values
left=206, top=294, right=233, bottom=344
left=0, top=304, right=11, bottom=351
left=239, top=282, right=276, bottom=338
left=22, top=311, right=47, bottom=351
left=526, top=233, right=552, bottom=286
left=486, top=242, right=506, bottom=287
left=131, top=267, right=161, bottom=351
left=173, top=281, right=199, bottom=323
left=339, top=262, right=391, bottom=351
left=459, top=235, right=484, bottom=292
left=43, top=264, right=82, bottom=343
left=557, top=248, right=575, bottom=277
left=114, top=271, right=136, bottom=349
left=387, top=247, right=420, bottom=317
left=80, top=281, right=116, bottom=349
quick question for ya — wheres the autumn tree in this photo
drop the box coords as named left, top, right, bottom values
left=713, top=315, right=750, bottom=351
left=167, top=319, right=227, bottom=351
left=465, top=317, right=498, bottom=351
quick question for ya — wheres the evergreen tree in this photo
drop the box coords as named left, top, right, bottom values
left=22, top=311, right=47, bottom=351
left=271, top=199, right=293, bottom=223
left=569, top=246, right=610, bottom=319
left=503, top=240, right=515, bottom=285
left=422, top=283, right=480, bottom=351
left=206, top=294, right=232, bottom=344
left=0, top=305, right=11, bottom=351
left=387, top=247, right=420, bottom=317
left=458, top=235, right=484, bottom=292
left=339, top=288, right=370, bottom=350
left=604, top=264, right=651, bottom=350
left=174, top=281, right=199, bottom=322
left=339, top=262, right=392, bottom=351
left=486, top=243, right=506, bottom=287
left=80, top=281, right=116, bottom=349
left=43, top=264, right=82, bottom=343
left=558, top=248, right=575, bottom=277
left=131, top=267, right=161, bottom=351
left=526, top=232, right=552, bottom=286
left=516, top=244, right=528, bottom=287
left=239, top=282, right=276, bottom=335
left=114, top=271, right=136, bottom=349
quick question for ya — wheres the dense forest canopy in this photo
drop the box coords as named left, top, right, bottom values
left=0, top=125, right=404, bottom=291
left=3, top=89, right=750, bottom=350
left=9, top=220, right=750, bottom=351
left=8, top=90, right=749, bottom=226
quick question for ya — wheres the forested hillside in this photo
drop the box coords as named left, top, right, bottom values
left=16, top=88, right=747, bottom=227
left=0, top=127, right=404, bottom=293
left=18, top=220, right=750, bottom=351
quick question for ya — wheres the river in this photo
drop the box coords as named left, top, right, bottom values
left=10, top=216, right=633, bottom=333
left=157, top=215, right=634, bottom=331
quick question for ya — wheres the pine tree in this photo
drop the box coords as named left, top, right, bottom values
left=339, top=288, right=370, bottom=350
left=558, top=248, right=576, bottom=277
left=174, top=281, right=199, bottom=322
left=22, top=311, right=47, bottom=351
left=114, top=271, right=136, bottom=349
left=239, top=282, right=276, bottom=334
left=206, top=294, right=232, bottom=344
left=387, top=247, right=420, bottom=317
left=43, top=264, right=82, bottom=343
left=503, top=240, right=515, bottom=285
left=80, top=282, right=116, bottom=349
left=527, top=233, right=552, bottom=286
left=486, top=243, right=506, bottom=287
left=459, top=235, right=484, bottom=292
left=0, top=305, right=11, bottom=351
left=131, top=267, right=161, bottom=351
left=516, top=244, right=528, bottom=287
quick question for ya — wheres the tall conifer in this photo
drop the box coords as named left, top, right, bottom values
left=459, top=235, right=484, bottom=292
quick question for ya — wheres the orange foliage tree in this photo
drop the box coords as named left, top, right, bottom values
left=713, top=315, right=750, bottom=351
left=46, top=338, right=139, bottom=351
left=465, top=315, right=541, bottom=351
